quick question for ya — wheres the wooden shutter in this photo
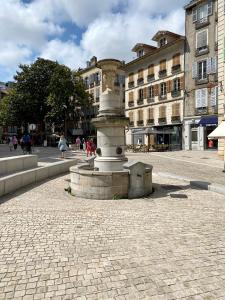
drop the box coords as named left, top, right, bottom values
left=211, top=57, right=217, bottom=74
left=193, top=7, right=197, bottom=23
left=129, top=111, right=134, bottom=122
left=138, top=69, right=144, bottom=79
left=154, top=84, right=159, bottom=96
left=201, top=88, right=208, bottom=107
left=129, top=73, right=134, bottom=82
left=172, top=103, right=180, bottom=116
left=143, top=87, right=147, bottom=99
left=180, top=76, right=184, bottom=90
left=138, top=110, right=143, bottom=121
left=195, top=90, right=201, bottom=108
left=173, top=53, right=180, bottom=66
left=129, top=91, right=134, bottom=101
left=192, top=62, right=198, bottom=78
left=160, top=59, right=166, bottom=71
left=207, top=58, right=212, bottom=74
left=149, top=108, right=154, bottom=119
left=166, top=80, right=171, bottom=93
left=159, top=106, right=166, bottom=118
left=148, top=64, right=154, bottom=75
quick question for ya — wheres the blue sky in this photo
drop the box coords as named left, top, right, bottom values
left=0, top=0, right=186, bottom=82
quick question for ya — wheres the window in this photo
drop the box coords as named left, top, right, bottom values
left=172, top=103, right=180, bottom=116
left=197, top=60, right=207, bottom=80
left=129, top=91, right=134, bottom=101
left=148, top=86, right=154, bottom=98
left=196, top=29, right=208, bottom=51
left=195, top=88, right=208, bottom=108
left=129, top=112, right=134, bottom=125
left=138, top=69, right=144, bottom=79
left=149, top=108, right=154, bottom=119
left=95, top=87, right=100, bottom=102
left=160, top=59, right=166, bottom=71
left=172, top=53, right=180, bottom=66
left=193, top=1, right=213, bottom=23
left=160, top=82, right=167, bottom=96
left=159, top=106, right=166, bottom=118
left=138, top=89, right=144, bottom=100
left=160, top=38, right=167, bottom=47
left=210, top=86, right=218, bottom=107
left=173, top=78, right=180, bottom=91
left=198, top=4, right=208, bottom=21
left=148, top=64, right=154, bottom=75
left=128, top=73, right=134, bottom=82
left=138, top=49, right=144, bottom=57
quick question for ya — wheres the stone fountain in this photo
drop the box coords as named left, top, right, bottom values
left=70, top=59, right=153, bottom=199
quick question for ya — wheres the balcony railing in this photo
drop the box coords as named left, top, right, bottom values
left=159, top=94, right=167, bottom=101
left=147, top=119, right=154, bottom=125
left=137, top=78, right=144, bottom=85
left=128, top=81, right=134, bottom=88
left=147, top=97, right=154, bottom=103
left=158, top=69, right=167, bottom=78
left=129, top=121, right=134, bottom=127
left=172, top=64, right=181, bottom=74
left=171, top=116, right=181, bottom=123
left=171, top=90, right=181, bottom=98
left=128, top=101, right=134, bottom=107
left=137, top=120, right=144, bottom=126
left=195, top=46, right=209, bottom=56
left=195, top=107, right=208, bottom=115
left=158, top=117, right=166, bottom=124
left=195, top=17, right=209, bottom=30
left=137, top=99, right=144, bottom=105
left=147, top=74, right=155, bottom=82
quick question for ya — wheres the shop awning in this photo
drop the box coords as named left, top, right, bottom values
left=198, top=116, right=218, bottom=126
left=208, top=120, right=225, bottom=139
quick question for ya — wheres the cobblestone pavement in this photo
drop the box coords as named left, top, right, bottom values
left=1, top=174, right=225, bottom=299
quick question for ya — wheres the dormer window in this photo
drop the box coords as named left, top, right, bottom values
left=138, top=49, right=144, bottom=57
left=160, top=38, right=167, bottom=47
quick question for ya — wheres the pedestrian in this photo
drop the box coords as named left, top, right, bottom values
left=75, top=136, right=81, bottom=151
left=82, top=138, right=86, bottom=152
left=86, top=138, right=92, bottom=157
left=12, top=136, right=18, bottom=150
left=90, top=139, right=96, bottom=156
left=58, top=134, right=68, bottom=159
left=8, top=136, right=13, bottom=152
left=22, top=133, right=32, bottom=154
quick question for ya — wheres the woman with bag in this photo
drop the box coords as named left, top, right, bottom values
left=58, top=135, right=68, bottom=159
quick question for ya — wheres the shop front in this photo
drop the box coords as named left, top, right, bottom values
left=153, top=124, right=183, bottom=150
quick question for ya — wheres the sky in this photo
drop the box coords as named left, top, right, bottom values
left=0, top=0, right=187, bottom=82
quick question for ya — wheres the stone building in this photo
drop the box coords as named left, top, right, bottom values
left=125, top=31, right=185, bottom=150
left=184, top=0, right=218, bottom=150
left=217, top=0, right=225, bottom=155
left=79, top=56, right=125, bottom=136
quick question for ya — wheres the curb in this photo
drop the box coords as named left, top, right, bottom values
left=154, top=172, right=225, bottom=197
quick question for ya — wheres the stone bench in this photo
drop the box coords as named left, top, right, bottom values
left=0, top=155, right=38, bottom=176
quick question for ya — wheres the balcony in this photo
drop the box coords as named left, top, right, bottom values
left=147, top=119, right=154, bottom=125
left=171, top=90, right=181, bottom=98
left=158, top=117, right=167, bottom=124
left=195, top=46, right=209, bottom=56
left=137, top=78, right=144, bottom=86
left=147, top=97, right=154, bottom=103
left=195, top=77, right=208, bottom=85
left=129, top=121, right=134, bottom=127
left=158, top=69, right=167, bottom=78
left=128, top=81, right=134, bottom=88
left=172, top=64, right=181, bottom=74
left=159, top=94, right=167, bottom=101
left=147, top=74, right=155, bottom=82
left=137, top=120, right=144, bottom=126
left=195, top=107, right=208, bottom=115
left=137, top=99, right=144, bottom=105
left=171, top=116, right=181, bottom=123
left=128, top=101, right=134, bottom=107
left=195, top=17, right=209, bottom=30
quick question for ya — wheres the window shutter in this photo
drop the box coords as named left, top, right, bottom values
left=154, top=84, right=159, bottom=96
left=166, top=80, right=171, bottom=93
left=208, top=0, right=213, bottom=15
left=207, top=58, right=212, bottom=74
left=195, top=90, right=201, bottom=108
left=129, top=91, right=133, bottom=101
left=138, top=69, right=144, bottom=79
left=143, top=87, right=147, bottom=99
left=149, top=108, right=154, bottom=119
left=148, top=64, right=154, bottom=75
left=193, top=8, right=197, bottom=22
left=160, top=60, right=166, bottom=71
left=210, top=87, right=216, bottom=106
left=138, top=110, right=143, bottom=121
left=129, top=73, right=134, bottom=82
left=180, top=76, right=184, bottom=90
left=192, top=63, right=198, bottom=78
left=201, top=88, right=208, bottom=107
left=129, top=112, right=134, bottom=122
left=211, top=57, right=217, bottom=74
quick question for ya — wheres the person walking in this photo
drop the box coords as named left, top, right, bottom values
left=8, top=136, right=13, bottom=152
left=12, top=136, right=18, bottom=150
left=90, top=139, right=96, bottom=156
left=82, top=138, right=86, bottom=152
left=75, top=136, right=81, bottom=151
left=58, top=135, right=68, bottom=159
left=86, top=138, right=92, bottom=157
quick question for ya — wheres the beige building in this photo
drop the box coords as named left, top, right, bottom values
left=217, top=0, right=225, bottom=155
left=125, top=31, right=185, bottom=150
left=79, top=56, right=125, bottom=136
left=184, top=0, right=218, bottom=151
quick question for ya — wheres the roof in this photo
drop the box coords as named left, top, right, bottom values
left=132, top=43, right=157, bottom=52
left=184, top=0, right=205, bottom=10
left=152, top=31, right=184, bottom=42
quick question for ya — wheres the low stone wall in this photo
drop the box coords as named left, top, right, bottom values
left=0, top=155, right=38, bottom=176
left=70, top=165, right=129, bottom=200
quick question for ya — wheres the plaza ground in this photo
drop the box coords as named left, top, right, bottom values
left=1, top=146, right=225, bottom=299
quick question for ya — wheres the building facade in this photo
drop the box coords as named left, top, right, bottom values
left=125, top=31, right=185, bottom=150
left=79, top=56, right=125, bottom=137
left=184, top=0, right=218, bottom=151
